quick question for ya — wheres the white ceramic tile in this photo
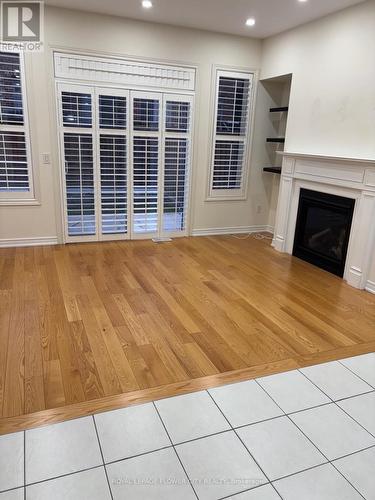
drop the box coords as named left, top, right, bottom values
left=301, top=361, right=372, bottom=400
left=338, top=391, right=375, bottom=436
left=107, top=448, right=195, bottom=500
left=257, top=370, right=329, bottom=413
left=273, top=463, right=362, bottom=500
left=176, top=431, right=266, bottom=500
left=340, top=352, right=375, bottom=387
left=0, top=432, right=24, bottom=492
left=155, top=391, right=230, bottom=444
left=0, top=489, right=24, bottom=500
left=26, top=417, right=102, bottom=484
left=237, top=416, right=325, bottom=480
left=227, top=484, right=280, bottom=499
left=209, top=380, right=283, bottom=427
left=26, top=467, right=111, bottom=500
left=94, top=403, right=170, bottom=463
left=334, top=447, right=375, bottom=500
left=290, top=403, right=375, bottom=460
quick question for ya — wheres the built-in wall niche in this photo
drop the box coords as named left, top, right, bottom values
left=260, top=74, right=292, bottom=176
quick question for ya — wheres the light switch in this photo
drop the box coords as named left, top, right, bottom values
left=41, top=153, right=51, bottom=164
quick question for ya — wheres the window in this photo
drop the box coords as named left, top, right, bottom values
left=208, top=69, right=254, bottom=199
left=0, top=51, right=33, bottom=202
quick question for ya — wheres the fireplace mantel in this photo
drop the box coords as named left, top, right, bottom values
left=272, top=152, right=375, bottom=290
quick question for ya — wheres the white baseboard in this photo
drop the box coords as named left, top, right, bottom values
left=0, top=236, right=58, bottom=248
left=191, top=225, right=274, bottom=237
left=365, top=280, right=375, bottom=294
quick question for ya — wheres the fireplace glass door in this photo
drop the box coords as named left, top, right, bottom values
left=293, top=189, right=355, bottom=277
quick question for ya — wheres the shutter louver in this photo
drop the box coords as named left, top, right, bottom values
left=0, top=52, right=24, bottom=125
left=133, top=137, right=158, bottom=233
left=133, top=98, right=159, bottom=131
left=163, top=137, right=188, bottom=232
left=0, top=51, right=31, bottom=196
left=0, top=131, right=28, bottom=191
left=99, top=95, right=126, bottom=129
left=62, top=92, right=92, bottom=128
left=64, top=133, right=95, bottom=236
left=216, top=77, right=249, bottom=135
left=212, top=140, right=244, bottom=190
left=165, top=101, right=189, bottom=132
left=100, top=135, right=127, bottom=234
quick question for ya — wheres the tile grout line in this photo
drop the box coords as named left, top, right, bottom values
left=152, top=401, right=200, bottom=500
left=297, top=369, right=375, bottom=439
left=337, top=358, right=375, bottom=390
left=336, top=402, right=375, bottom=440
left=217, top=480, right=281, bottom=500
left=21, top=464, right=104, bottom=490
left=296, top=368, right=375, bottom=498
left=335, top=389, right=375, bottom=403
left=272, top=372, right=368, bottom=500
left=104, top=444, right=173, bottom=467
left=92, top=415, right=114, bottom=500
left=206, top=389, right=283, bottom=500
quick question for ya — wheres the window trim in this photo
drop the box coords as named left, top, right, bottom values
left=206, top=66, right=256, bottom=201
left=0, top=51, right=36, bottom=205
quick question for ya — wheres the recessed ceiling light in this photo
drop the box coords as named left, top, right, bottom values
left=246, top=17, right=256, bottom=27
left=298, top=0, right=308, bottom=2
left=142, top=0, right=153, bottom=8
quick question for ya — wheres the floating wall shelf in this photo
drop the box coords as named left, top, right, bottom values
left=263, top=166, right=282, bottom=174
left=269, top=106, right=289, bottom=113
left=266, top=138, right=285, bottom=144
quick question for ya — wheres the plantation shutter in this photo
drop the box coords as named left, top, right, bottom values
left=162, top=95, right=192, bottom=234
left=210, top=70, right=253, bottom=198
left=64, top=133, right=95, bottom=236
left=59, top=85, right=97, bottom=239
left=132, top=93, right=161, bottom=236
left=0, top=51, right=32, bottom=196
left=98, top=90, right=129, bottom=236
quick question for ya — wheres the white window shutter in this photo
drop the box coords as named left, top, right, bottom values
left=0, top=51, right=33, bottom=200
left=209, top=69, right=254, bottom=200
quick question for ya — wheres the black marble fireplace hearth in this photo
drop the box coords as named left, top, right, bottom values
left=293, top=189, right=355, bottom=277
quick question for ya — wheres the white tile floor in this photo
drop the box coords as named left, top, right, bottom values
left=1, top=352, right=375, bottom=500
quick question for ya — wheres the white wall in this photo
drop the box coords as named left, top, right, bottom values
left=261, top=0, right=375, bottom=160
left=261, top=0, right=375, bottom=287
left=1, top=6, right=277, bottom=244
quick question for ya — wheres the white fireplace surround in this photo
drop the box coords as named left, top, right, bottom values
left=272, top=152, right=375, bottom=291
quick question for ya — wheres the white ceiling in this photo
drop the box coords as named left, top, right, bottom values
left=45, top=0, right=365, bottom=39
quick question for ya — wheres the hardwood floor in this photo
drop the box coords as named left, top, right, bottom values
left=1, top=235, right=375, bottom=434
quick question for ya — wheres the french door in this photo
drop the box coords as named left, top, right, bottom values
left=57, top=83, right=193, bottom=242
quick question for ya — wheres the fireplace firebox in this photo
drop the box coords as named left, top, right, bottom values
left=293, top=189, right=355, bottom=277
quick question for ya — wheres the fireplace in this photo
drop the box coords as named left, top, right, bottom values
left=272, top=153, right=375, bottom=290
left=293, top=189, right=355, bottom=277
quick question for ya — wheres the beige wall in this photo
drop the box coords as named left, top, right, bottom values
left=1, top=6, right=277, bottom=243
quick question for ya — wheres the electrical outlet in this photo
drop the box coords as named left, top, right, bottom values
left=256, top=205, right=262, bottom=214
left=41, top=153, right=51, bottom=164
